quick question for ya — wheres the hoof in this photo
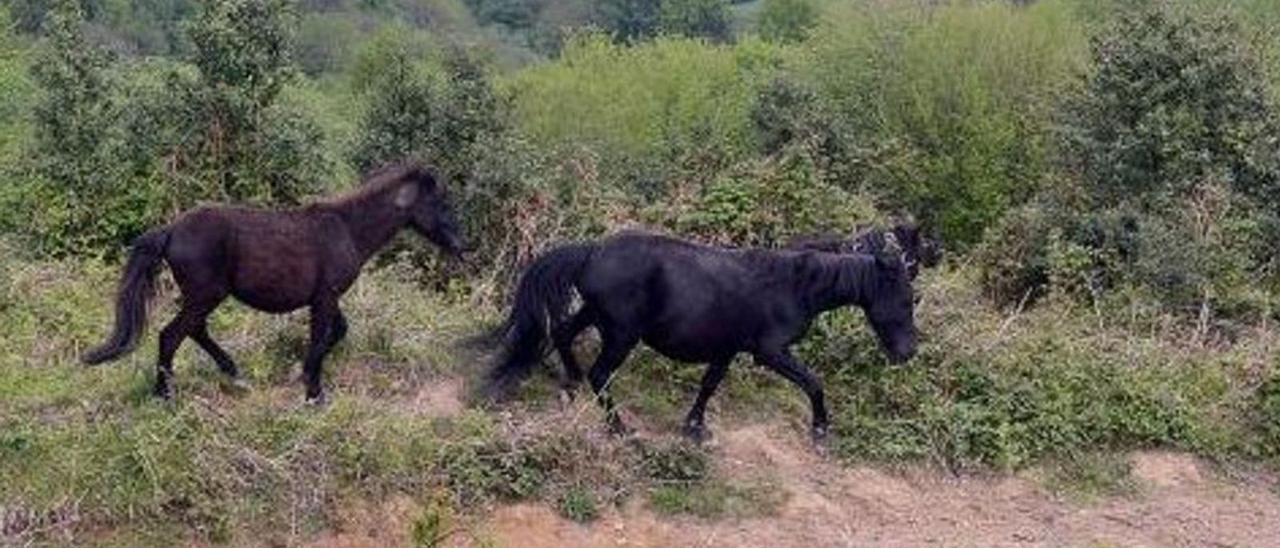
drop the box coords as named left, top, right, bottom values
left=811, top=425, right=831, bottom=453
left=153, top=383, right=174, bottom=401
left=682, top=421, right=711, bottom=444
left=606, top=416, right=633, bottom=437
left=558, top=387, right=577, bottom=407
left=304, top=391, right=329, bottom=408
left=225, top=377, right=252, bottom=394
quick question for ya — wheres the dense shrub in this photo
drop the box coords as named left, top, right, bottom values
left=800, top=0, right=1087, bottom=247
left=793, top=277, right=1265, bottom=469
left=756, top=0, right=817, bottom=44
left=511, top=35, right=780, bottom=196
left=8, top=0, right=334, bottom=257
left=1060, top=4, right=1280, bottom=211
left=979, top=3, right=1280, bottom=324
left=657, top=0, right=731, bottom=42
left=673, top=147, right=875, bottom=246
left=19, top=2, right=133, bottom=255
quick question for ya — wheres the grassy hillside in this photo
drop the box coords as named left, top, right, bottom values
left=3, top=0, right=1280, bottom=543
left=1, top=237, right=1275, bottom=543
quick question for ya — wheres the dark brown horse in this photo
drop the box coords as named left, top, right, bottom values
left=83, top=161, right=464, bottom=403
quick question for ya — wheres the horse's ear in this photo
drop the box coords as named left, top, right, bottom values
left=394, top=182, right=419, bottom=208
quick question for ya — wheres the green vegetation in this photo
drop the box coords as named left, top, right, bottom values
left=3, top=0, right=1280, bottom=543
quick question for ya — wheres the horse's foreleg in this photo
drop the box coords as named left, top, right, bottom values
left=303, top=301, right=339, bottom=404
left=682, top=357, right=732, bottom=443
left=587, top=329, right=637, bottom=435
left=191, top=321, right=238, bottom=379
left=755, top=349, right=829, bottom=443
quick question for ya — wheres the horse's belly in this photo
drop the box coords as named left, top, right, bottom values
left=231, top=266, right=316, bottom=312
left=644, top=338, right=727, bottom=363
left=232, top=289, right=308, bottom=313
left=643, top=319, right=746, bottom=363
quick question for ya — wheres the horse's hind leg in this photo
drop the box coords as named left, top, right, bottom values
left=553, top=306, right=597, bottom=394
left=191, top=320, right=237, bottom=378
left=587, top=327, right=638, bottom=434
left=153, top=303, right=215, bottom=400
left=191, top=320, right=250, bottom=393
left=682, top=357, right=732, bottom=443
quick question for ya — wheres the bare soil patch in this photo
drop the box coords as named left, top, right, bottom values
left=478, top=422, right=1280, bottom=548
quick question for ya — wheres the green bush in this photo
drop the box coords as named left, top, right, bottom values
left=756, top=0, right=817, bottom=44
left=800, top=0, right=1087, bottom=247
left=674, top=147, right=875, bottom=246
left=658, top=0, right=731, bottom=42
left=978, top=3, right=1280, bottom=323
left=510, top=34, right=780, bottom=196
left=556, top=486, right=599, bottom=522
left=799, top=285, right=1257, bottom=470
left=1260, top=370, right=1280, bottom=458
left=1060, top=3, right=1280, bottom=211
left=10, top=0, right=335, bottom=258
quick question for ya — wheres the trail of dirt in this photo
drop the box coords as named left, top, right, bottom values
left=288, top=378, right=1280, bottom=548
left=479, top=423, right=1280, bottom=548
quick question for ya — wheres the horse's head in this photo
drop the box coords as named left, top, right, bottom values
left=394, top=165, right=466, bottom=258
left=863, top=242, right=918, bottom=364
left=887, top=222, right=942, bottom=279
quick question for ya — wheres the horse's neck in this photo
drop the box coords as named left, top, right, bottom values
left=331, top=192, right=406, bottom=261
left=794, top=255, right=869, bottom=313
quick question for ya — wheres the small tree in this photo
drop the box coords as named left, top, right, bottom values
left=351, top=36, right=442, bottom=171
left=1060, top=5, right=1280, bottom=211
left=353, top=41, right=505, bottom=175
left=981, top=4, right=1280, bottom=319
left=30, top=0, right=118, bottom=193
left=21, top=0, right=147, bottom=255
left=352, top=40, right=530, bottom=280
left=185, top=0, right=308, bottom=201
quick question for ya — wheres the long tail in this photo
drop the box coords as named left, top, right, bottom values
left=486, top=243, right=596, bottom=396
left=82, top=228, right=170, bottom=365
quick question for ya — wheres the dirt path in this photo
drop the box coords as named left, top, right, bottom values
left=482, top=423, right=1280, bottom=548
left=302, top=378, right=1280, bottom=548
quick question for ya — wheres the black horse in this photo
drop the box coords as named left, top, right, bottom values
left=487, top=231, right=917, bottom=442
left=83, top=161, right=464, bottom=403
left=529, top=222, right=938, bottom=406
left=785, top=222, right=942, bottom=281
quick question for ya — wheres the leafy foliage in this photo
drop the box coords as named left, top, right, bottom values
left=598, top=0, right=731, bottom=43
left=658, top=0, right=731, bottom=42
left=20, top=0, right=139, bottom=255
left=756, top=0, right=817, bottom=44
left=979, top=2, right=1280, bottom=323
left=1061, top=4, right=1280, bottom=210
left=802, top=0, right=1087, bottom=247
